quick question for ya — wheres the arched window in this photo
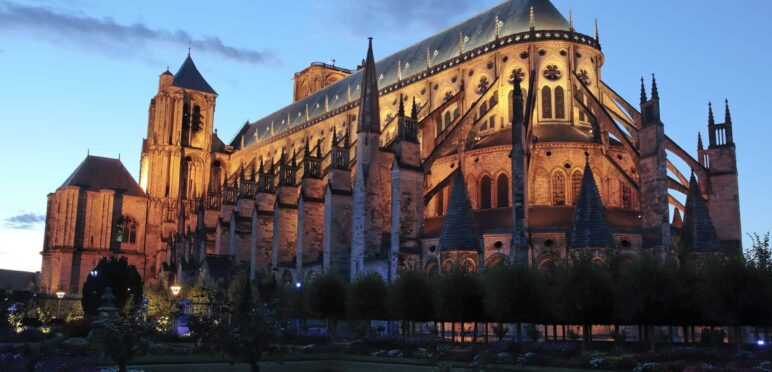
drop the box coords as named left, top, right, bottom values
left=182, top=103, right=191, bottom=146
left=621, top=182, right=632, bottom=209
left=576, top=90, right=586, bottom=122
left=554, top=86, right=565, bottom=119
left=479, top=102, right=488, bottom=117
left=551, top=171, right=566, bottom=205
left=116, top=217, right=137, bottom=244
left=192, top=105, right=202, bottom=131
left=489, top=116, right=496, bottom=131
left=443, top=111, right=452, bottom=128
left=571, top=170, right=583, bottom=204
left=489, top=94, right=497, bottom=107
left=436, top=188, right=445, bottom=216
left=542, top=86, right=553, bottom=119
left=496, top=174, right=509, bottom=208
left=453, top=108, right=460, bottom=120
left=282, top=270, right=293, bottom=286
left=480, top=176, right=492, bottom=209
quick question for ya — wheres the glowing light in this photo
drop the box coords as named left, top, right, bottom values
left=295, top=282, right=301, bottom=289
left=170, top=284, right=182, bottom=296
left=90, top=270, right=98, bottom=277
left=55, top=291, right=65, bottom=299
left=758, top=340, right=766, bottom=346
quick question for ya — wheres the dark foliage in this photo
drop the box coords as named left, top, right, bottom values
left=81, top=256, right=143, bottom=316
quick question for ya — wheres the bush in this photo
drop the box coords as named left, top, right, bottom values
left=61, top=318, right=92, bottom=338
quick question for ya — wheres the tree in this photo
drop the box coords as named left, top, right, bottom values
left=143, top=281, right=174, bottom=333
left=81, top=256, right=143, bottom=316
left=435, top=265, right=483, bottom=342
left=389, top=270, right=435, bottom=339
left=483, top=262, right=544, bottom=343
left=216, top=275, right=283, bottom=372
left=348, top=272, right=388, bottom=339
left=307, top=271, right=347, bottom=338
left=552, top=253, right=613, bottom=350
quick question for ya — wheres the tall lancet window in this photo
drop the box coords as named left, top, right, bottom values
left=496, top=174, right=509, bottom=208
left=551, top=171, right=566, bottom=206
left=554, top=86, right=565, bottom=119
left=571, top=170, right=583, bottom=204
left=480, top=176, right=492, bottom=209
left=192, top=105, right=202, bottom=131
left=576, top=90, right=586, bottom=122
left=621, top=182, right=632, bottom=210
left=542, top=86, right=553, bottom=119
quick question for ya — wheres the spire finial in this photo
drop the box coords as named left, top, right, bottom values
left=724, top=98, right=732, bottom=125
left=640, top=77, right=647, bottom=104
left=697, top=132, right=704, bottom=151
left=594, top=18, right=600, bottom=42
left=650, top=73, right=659, bottom=100
left=426, top=47, right=431, bottom=68
left=569, top=8, right=574, bottom=31
left=332, top=126, right=338, bottom=146
left=187, top=41, right=191, bottom=56
left=708, top=101, right=715, bottom=126
left=495, top=15, right=501, bottom=38
left=411, top=96, right=418, bottom=120
left=398, top=93, right=405, bottom=117
left=529, top=6, right=535, bottom=30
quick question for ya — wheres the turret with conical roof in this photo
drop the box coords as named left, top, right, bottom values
left=439, top=171, right=482, bottom=253
left=568, top=157, right=616, bottom=250
left=680, top=173, right=721, bottom=253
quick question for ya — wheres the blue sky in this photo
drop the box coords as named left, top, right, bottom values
left=1, top=0, right=770, bottom=272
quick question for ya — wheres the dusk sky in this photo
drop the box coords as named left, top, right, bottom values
left=1, top=0, right=770, bottom=272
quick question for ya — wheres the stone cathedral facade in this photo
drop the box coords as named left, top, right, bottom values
left=40, top=0, right=742, bottom=294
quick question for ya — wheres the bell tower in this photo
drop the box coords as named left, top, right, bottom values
left=140, top=54, right=217, bottom=199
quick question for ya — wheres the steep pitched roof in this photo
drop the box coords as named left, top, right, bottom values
left=61, top=155, right=145, bottom=197
left=672, top=208, right=683, bottom=229
left=439, top=171, right=482, bottom=251
left=568, top=159, right=616, bottom=249
left=173, top=55, right=217, bottom=94
left=0, top=269, right=36, bottom=291
left=239, top=0, right=570, bottom=146
left=680, top=174, right=721, bottom=253
left=357, top=38, right=380, bottom=133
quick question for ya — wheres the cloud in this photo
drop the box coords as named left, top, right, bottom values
left=4, top=213, right=46, bottom=230
left=327, top=0, right=497, bottom=35
left=0, top=1, right=278, bottom=65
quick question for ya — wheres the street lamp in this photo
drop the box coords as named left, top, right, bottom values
left=170, top=284, right=181, bottom=296
left=55, top=290, right=65, bottom=318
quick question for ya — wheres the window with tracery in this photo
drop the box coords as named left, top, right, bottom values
left=480, top=176, right=492, bottom=209
left=497, top=174, right=509, bottom=208
left=115, top=217, right=137, bottom=244
left=551, top=171, right=566, bottom=206
left=577, top=90, right=586, bottom=122
left=192, top=105, right=202, bottom=131
left=572, top=170, right=583, bottom=204
left=542, top=86, right=552, bottom=119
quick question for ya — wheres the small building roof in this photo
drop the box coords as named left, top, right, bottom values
left=0, top=269, right=36, bottom=291
left=172, top=55, right=217, bottom=94
left=61, top=155, right=145, bottom=197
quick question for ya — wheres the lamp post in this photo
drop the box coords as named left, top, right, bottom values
left=55, top=290, right=65, bottom=319
left=170, top=283, right=181, bottom=334
left=170, top=284, right=182, bottom=297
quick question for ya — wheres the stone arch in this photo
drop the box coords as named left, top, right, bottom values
left=535, top=253, right=559, bottom=270
left=485, top=253, right=507, bottom=268
left=424, top=260, right=439, bottom=276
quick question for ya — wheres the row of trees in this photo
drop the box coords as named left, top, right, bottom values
left=276, top=234, right=772, bottom=346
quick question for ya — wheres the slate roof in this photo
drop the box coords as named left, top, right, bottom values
left=61, top=155, right=145, bottom=197
left=567, top=159, right=616, bottom=249
left=680, top=174, right=721, bottom=253
left=357, top=38, right=380, bottom=134
left=172, top=55, right=217, bottom=95
left=0, top=269, right=36, bottom=291
left=439, top=171, right=482, bottom=251
left=237, top=0, right=570, bottom=147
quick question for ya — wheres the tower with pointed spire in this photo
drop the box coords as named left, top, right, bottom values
left=703, top=99, right=741, bottom=252
left=638, top=75, right=671, bottom=251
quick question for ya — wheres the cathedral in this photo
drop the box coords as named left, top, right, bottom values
left=39, top=0, right=742, bottom=294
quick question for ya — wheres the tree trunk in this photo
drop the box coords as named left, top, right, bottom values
left=119, top=359, right=127, bottom=372
left=683, top=326, right=689, bottom=343
left=484, top=322, right=489, bottom=344
left=562, top=324, right=566, bottom=341
left=581, top=324, right=589, bottom=353
left=516, top=322, right=522, bottom=343
left=735, top=326, right=742, bottom=352
left=473, top=322, right=478, bottom=344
